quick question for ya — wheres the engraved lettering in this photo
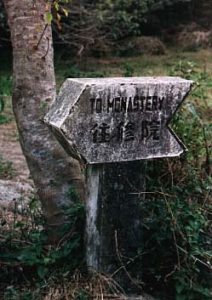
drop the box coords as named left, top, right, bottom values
left=152, top=96, right=158, bottom=111
left=121, top=97, right=127, bottom=111
left=133, top=96, right=139, bottom=112
left=140, top=96, right=145, bottom=112
left=91, top=95, right=165, bottom=113
left=158, top=97, right=164, bottom=110
left=107, top=98, right=114, bottom=113
left=146, top=96, right=152, bottom=111
left=148, top=120, right=160, bottom=140
left=91, top=123, right=111, bottom=143
left=117, top=121, right=124, bottom=142
left=116, top=121, right=136, bottom=142
left=90, top=98, right=95, bottom=113
left=141, top=121, right=149, bottom=140
left=141, top=120, right=161, bottom=141
left=127, top=97, right=133, bottom=112
left=124, top=121, right=135, bottom=141
left=114, top=97, right=121, bottom=112
left=96, top=98, right=102, bottom=113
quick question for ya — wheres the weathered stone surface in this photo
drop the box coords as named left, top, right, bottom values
left=45, top=77, right=193, bottom=164
left=86, top=162, right=146, bottom=293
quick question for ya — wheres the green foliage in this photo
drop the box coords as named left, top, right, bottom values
left=97, top=0, right=193, bottom=39
left=0, top=113, right=9, bottom=124
left=122, top=63, right=134, bottom=77
left=50, top=0, right=197, bottom=56
left=0, top=75, right=12, bottom=97
left=55, top=63, right=106, bottom=88
left=67, top=185, right=81, bottom=203
left=0, top=194, right=85, bottom=296
left=45, top=0, right=71, bottom=27
left=4, top=287, right=35, bottom=300
left=65, top=64, right=106, bottom=79
left=170, top=60, right=212, bottom=166
left=74, top=289, right=90, bottom=300
left=140, top=167, right=211, bottom=298
left=0, top=155, right=14, bottom=179
left=44, top=11, right=53, bottom=25
left=137, top=60, right=212, bottom=300
left=0, top=75, right=12, bottom=124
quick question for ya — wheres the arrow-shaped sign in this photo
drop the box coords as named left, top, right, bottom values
left=45, top=77, right=193, bottom=164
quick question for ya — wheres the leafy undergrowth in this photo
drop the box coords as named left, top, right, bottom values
left=139, top=60, right=212, bottom=300
left=0, top=195, right=87, bottom=299
left=0, top=196, right=126, bottom=299
left=141, top=160, right=211, bottom=300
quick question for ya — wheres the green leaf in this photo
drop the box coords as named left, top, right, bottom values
left=176, top=282, right=184, bottom=294
left=54, top=2, right=59, bottom=11
left=37, top=265, right=48, bottom=279
left=0, top=97, right=5, bottom=112
left=62, top=8, right=69, bottom=17
left=45, top=12, right=53, bottom=25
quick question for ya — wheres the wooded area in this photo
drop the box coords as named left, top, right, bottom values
left=0, top=1, right=211, bottom=299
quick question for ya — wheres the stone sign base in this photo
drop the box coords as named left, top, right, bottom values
left=86, top=161, right=146, bottom=293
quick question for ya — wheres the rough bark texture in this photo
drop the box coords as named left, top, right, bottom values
left=3, top=0, right=85, bottom=242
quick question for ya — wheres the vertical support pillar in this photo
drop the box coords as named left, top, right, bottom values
left=86, top=165, right=101, bottom=270
left=86, top=161, right=146, bottom=292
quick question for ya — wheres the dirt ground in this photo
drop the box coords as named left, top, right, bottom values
left=0, top=121, right=33, bottom=207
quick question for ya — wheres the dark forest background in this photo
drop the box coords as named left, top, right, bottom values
left=1, top=0, right=212, bottom=56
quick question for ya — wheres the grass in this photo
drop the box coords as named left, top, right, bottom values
left=0, top=155, right=14, bottom=179
left=55, top=48, right=212, bottom=80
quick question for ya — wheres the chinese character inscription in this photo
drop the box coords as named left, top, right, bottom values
left=91, top=120, right=161, bottom=144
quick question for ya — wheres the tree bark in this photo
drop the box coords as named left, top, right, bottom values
left=3, top=0, right=85, bottom=242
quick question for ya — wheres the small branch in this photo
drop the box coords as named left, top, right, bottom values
left=202, top=125, right=211, bottom=176
left=0, top=234, right=33, bottom=245
left=35, top=24, right=48, bottom=49
left=166, top=158, right=174, bottom=187
left=129, top=191, right=174, bottom=198
left=172, top=230, right=181, bottom=270
left=162, top=190, right=181, bottom=270
left=113, top=230, right=143, bottom=291
left=177, top=245, right=212, bottom=270
left=164, top=265, right=178, bottom=282
left=42, top=37, right=50, bottom=59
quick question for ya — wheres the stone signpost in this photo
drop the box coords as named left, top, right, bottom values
left=45, top=77, right=193, bottom=293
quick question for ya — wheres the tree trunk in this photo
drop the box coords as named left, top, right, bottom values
left=3, top=0, right=85, bottom=242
